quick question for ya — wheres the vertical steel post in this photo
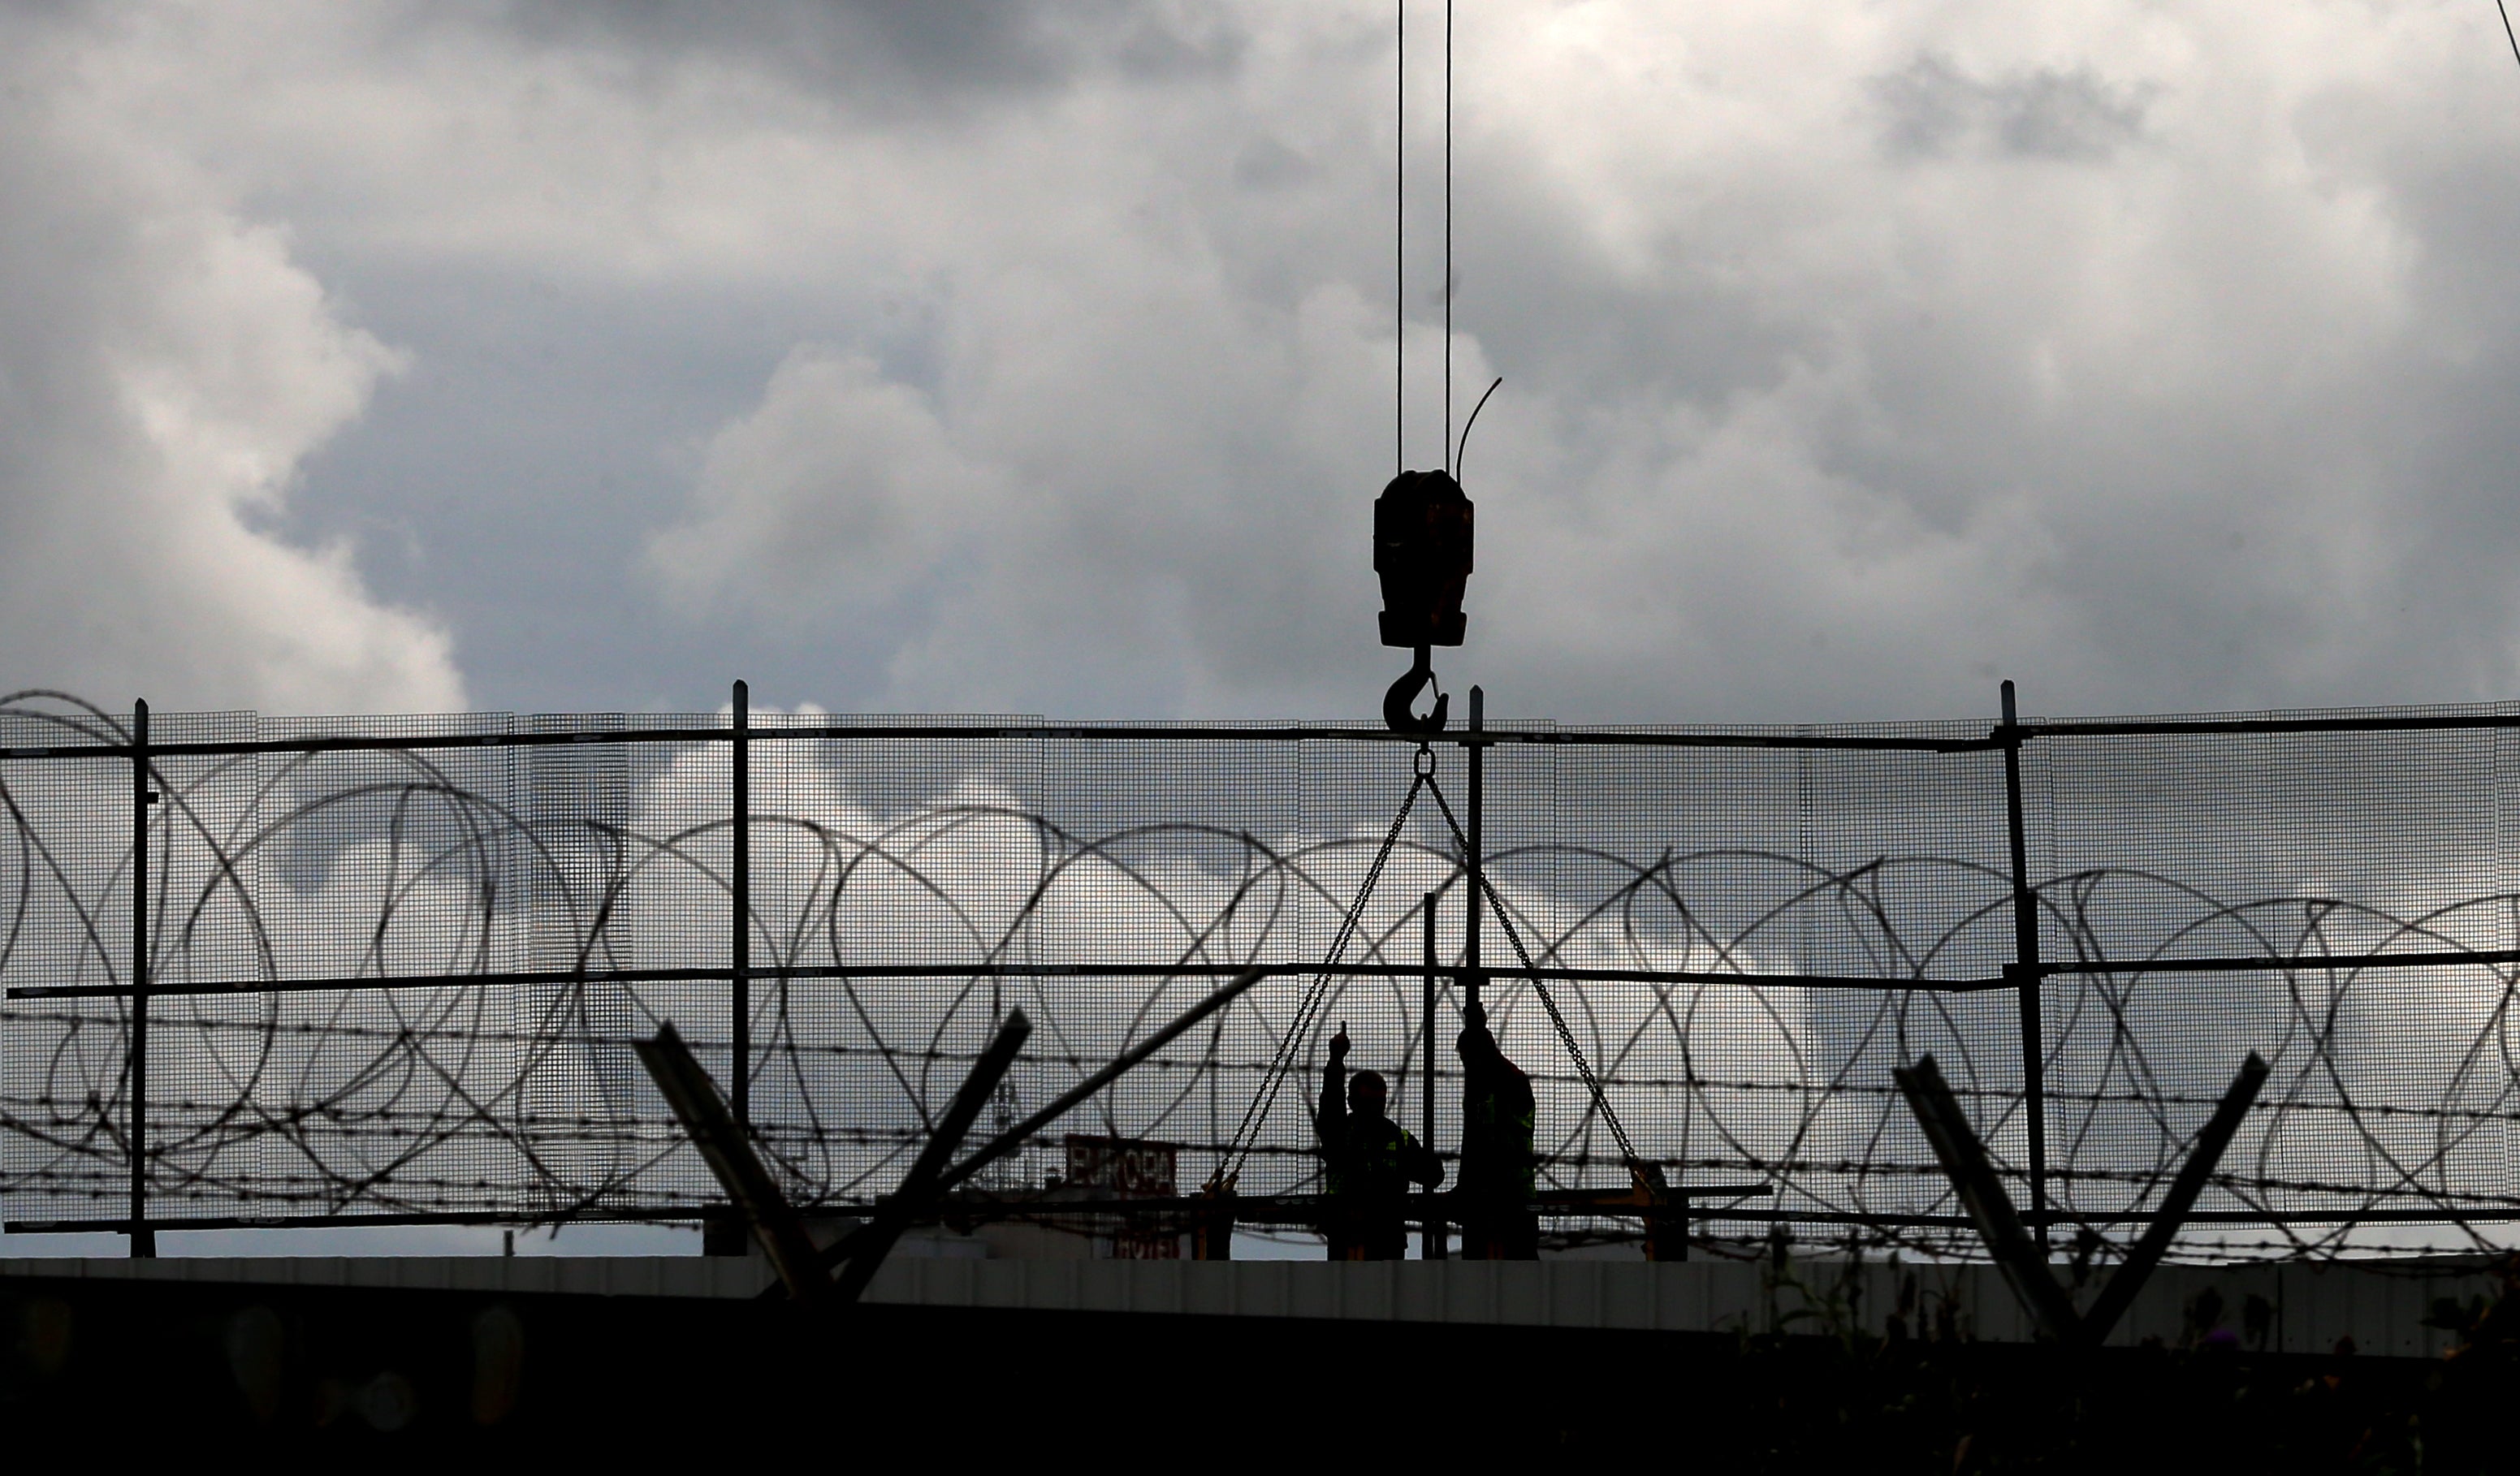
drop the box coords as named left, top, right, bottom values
left=732, top=680, right=750, bottom=1131
left=1459, top=689, right=1485, bottom=1262
left=128, top=699, right=154, bottom=1258
left=1422, top=891, right=1445, bottom=1259
left=1465, top=686, right=1484, bottom=1013
left=702, top=680, right=754, bottom=1258
left=1999, top=680, right=2047, bottom=1247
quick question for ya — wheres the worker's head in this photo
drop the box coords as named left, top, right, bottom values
left=1351, top=1068, right=1388, bottom=1115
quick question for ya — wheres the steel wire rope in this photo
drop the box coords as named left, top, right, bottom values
left=1216, top=761, right=1431, bottom=1186
left=1416, top=771, right=1640, bottom=1166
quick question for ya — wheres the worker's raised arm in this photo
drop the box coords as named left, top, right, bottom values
left=1316, top=1025, right=1351, bottom=1139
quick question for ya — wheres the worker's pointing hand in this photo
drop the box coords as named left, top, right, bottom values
left=1329, top=1025, right=1351, bottom=1060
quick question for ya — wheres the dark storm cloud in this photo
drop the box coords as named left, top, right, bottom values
left=11, top=2, right=2520, bottom=729
left=1872, top=53, right=2152, bottom=162
left=474, top=0, right=1246, bottom=117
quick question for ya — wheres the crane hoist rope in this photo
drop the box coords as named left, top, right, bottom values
left=1211, top=745, right=1647, bottom=1196
left=1420, top=771, right=1642, bottom=1170
left=1212, top=754, right=1432, bottom=1187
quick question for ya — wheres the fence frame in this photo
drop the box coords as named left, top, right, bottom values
left=12, top=682, right=2520, bottom=1253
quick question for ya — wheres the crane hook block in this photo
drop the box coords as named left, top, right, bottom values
left=1374, top=470, right=1472, bottom=649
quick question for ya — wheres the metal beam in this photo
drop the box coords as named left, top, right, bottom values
left=2030, top=947, right=2520, bottom=978
left=0, top=719, right=1997, bottom=764
left=1422, top=896, right=1444, bottom=1260
left=1999, top=680, right=2048, bottom=1247
left=1541, top=1185, right=1770, bottom=1206
left=5, top=960, right=2023, bottom=1002
left=707, top=678, right=753, bottom=1261
left=24, top=695, right=2520, bottom=766
left=22, top=1199, right=2508, bottom=1236
left=731, top=680, right=750, bottom=1130
left=35, top=939, right=2520, bottom=1004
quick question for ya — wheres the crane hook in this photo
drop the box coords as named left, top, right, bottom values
left=1383, top=644, right=1450, bottom=734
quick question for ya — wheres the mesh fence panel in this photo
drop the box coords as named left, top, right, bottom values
left=4, top=690, right=2518, bottom=1258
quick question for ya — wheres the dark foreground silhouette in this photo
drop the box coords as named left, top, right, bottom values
left=4, top=1262, right=2515, bottom=1468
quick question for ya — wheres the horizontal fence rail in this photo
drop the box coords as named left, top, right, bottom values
left=8, top=687, right=2520, bottom=1262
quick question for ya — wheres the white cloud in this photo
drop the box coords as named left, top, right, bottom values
left=589, top=0, right=2520, bottom=719
left=0, top=11, right=465, bottom=714
left=648, top=348, right=1005, bottom=618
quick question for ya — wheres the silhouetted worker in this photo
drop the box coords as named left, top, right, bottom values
left=1455, top=998, right=1538, bottom=1259
left=1316, top=1025, right=1442, bottom=1259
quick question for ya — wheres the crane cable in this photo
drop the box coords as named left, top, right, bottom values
left=1214, top=754, right=1433, bottom=1186
left=1212, top=749, right=1647, bottom=1189
left=1420, top=771, right=1643, bottom=1168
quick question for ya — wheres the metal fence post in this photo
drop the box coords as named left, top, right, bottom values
left=1999, top=680, right=2047, bottom=1247
left=700, top=680, right=753, bottom=1258
left=128, top=698, right=154, bottom=1258
left=1464, top=686, right=1483, bottom=1013
left=732, top=679, right=750, bottom=1131
left=1422, top=891, right=1445, bottom=1259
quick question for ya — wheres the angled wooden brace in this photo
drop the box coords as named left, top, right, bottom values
left=826, top=1009, right=1033, bottom=1304
left=806, top=969, right=1265, bottom=1287
left=1895, top=1051, right=2271, bottom=1347
left=634, top=1021, right=829, bottom=1301
left=1894, top=1054, right=2084, bottom=1340
left=2075, top=1051, right=2268, bottom=1346
left=648, top=1008, right=1032, bottom=1307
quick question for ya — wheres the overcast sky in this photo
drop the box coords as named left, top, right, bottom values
left=6, top=1, right=2520, bottom=725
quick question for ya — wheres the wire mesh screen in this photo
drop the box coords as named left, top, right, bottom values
left=4, top=689, right=2518, bottom=1260
left=2027, top=709, right=2520, bottom=1254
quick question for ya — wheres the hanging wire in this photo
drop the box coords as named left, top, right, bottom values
left=1444, top=0, right=1454, bottom=475
left=2500, top=0, right=2520, bottom=72
left=1456, top=375, right=1502, bottom=485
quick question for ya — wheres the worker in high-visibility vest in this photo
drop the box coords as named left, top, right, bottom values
left=1316, top=1025, right=1443, bottom=1258
left=1455, top=999, right=1538, bottom=1259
